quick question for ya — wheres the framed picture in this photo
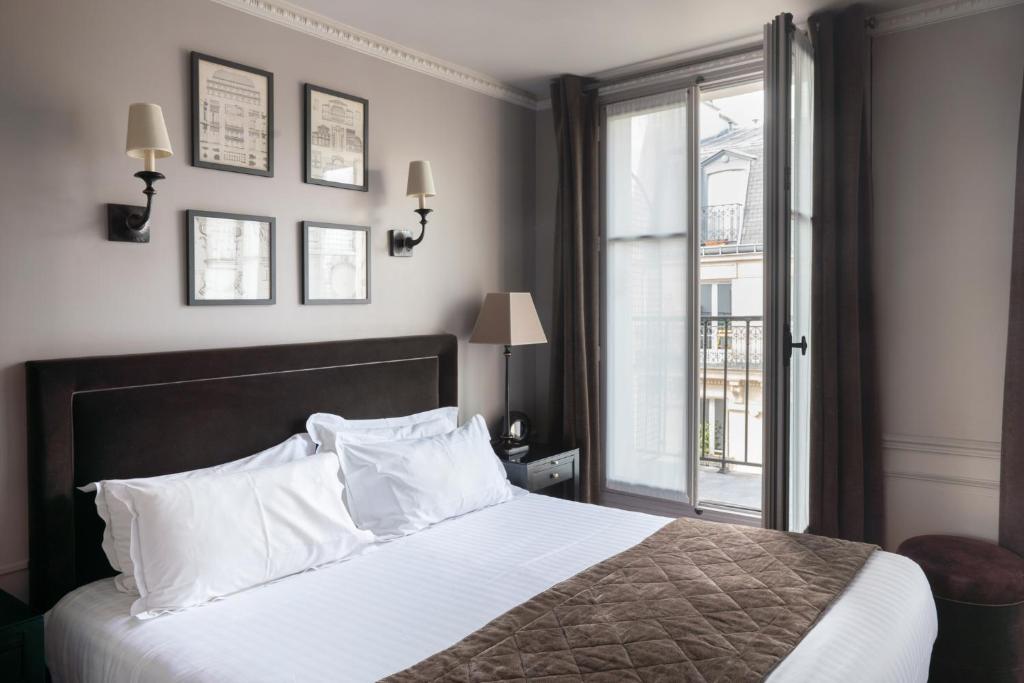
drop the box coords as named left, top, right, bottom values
left=191, top=52, right=273, bottom=176
left=302, top=222, right=370, bottom=304
left=304, top=84, right=368, bottom=191
left=187, top=210, right=275, bottom=305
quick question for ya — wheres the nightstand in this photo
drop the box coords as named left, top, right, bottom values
left=0, top=589, right=44, bottom=683
left=499, top=444, right=579, bottom=501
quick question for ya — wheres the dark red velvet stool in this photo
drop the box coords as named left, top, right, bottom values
left=898, top=535, right=1024, bottom=682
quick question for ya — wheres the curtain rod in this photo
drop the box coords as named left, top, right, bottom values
left=579, top=42, right=763, bottom=94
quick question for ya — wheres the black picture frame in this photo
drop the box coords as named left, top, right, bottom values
left=304, top=83, right=369, bottom=191
left=191, top=52, right=274, bottom=177
left=187, top=210, right=276, bottom=306
left=302, top=221, right=371, bottom=304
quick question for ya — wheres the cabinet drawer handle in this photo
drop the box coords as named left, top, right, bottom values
left=550, top=472, right=560, bottom=480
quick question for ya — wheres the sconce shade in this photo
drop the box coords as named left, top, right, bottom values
left=125, top=103, right=173, bottom=160
left=406, top=160, right=436, bottom=198
left=470, top=292, right=547, bottom=346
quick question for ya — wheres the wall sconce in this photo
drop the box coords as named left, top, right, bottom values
left=389, top=160, right=436, bottom=257
left=107, top=103, right=173, bottom=243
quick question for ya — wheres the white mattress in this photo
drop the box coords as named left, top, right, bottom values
left=46, top=494, right=936, bottom=682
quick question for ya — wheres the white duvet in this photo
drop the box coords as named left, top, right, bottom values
left=46, top=494, right=936, bottom=682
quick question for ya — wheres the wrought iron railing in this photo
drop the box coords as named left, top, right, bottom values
left=700, top=203, right=744, bottom=244
left=699, top=315, right=763, bottom=471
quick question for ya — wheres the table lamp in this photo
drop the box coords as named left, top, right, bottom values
left=469, top=292, right=547, bottom=456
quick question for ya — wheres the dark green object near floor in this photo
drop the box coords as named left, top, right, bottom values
left=0, top=589, right=44, bottom=683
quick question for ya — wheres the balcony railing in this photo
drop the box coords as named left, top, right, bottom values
left=699, top=315, right=762, bottom=471
left=698, top=316, right=762, bottom=370
left=700, top=203, right=744, bottom=244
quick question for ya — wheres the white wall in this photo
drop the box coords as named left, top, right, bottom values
left=0, top=0, right=535, bottom=600
left=873, top=3, right=1024, bottom=548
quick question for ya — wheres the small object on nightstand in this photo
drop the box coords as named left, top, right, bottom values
left=498, top=444, right=579, bottom=502
left=0, top=589, right=44, bottom=683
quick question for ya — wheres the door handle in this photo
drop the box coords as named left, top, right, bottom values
left=791, top=335, right=807, bottom=356
left=784, top=327, right=808, bottom=364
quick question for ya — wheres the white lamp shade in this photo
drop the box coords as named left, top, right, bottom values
left=406, top=160, right=436, bottom=198
left=125, top=103, right=173, bottom=160
left=469, top=292, right=547, bottom=346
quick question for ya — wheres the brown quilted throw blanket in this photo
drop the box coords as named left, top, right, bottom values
left=386, top=517, right=876, bottom=682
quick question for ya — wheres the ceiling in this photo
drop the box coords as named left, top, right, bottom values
left=290, top=0, right=920, bottom=96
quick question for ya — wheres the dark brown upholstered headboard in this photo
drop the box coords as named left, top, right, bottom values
left=26, top=334, right=457, bottom=610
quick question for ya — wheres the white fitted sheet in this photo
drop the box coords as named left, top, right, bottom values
left=46, top=494, right=936, bottom=682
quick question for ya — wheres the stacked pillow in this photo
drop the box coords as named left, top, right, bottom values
left=79, top=433, right=317, bottom=594
left=306, top=406, right=459, bottom=450
left=332, top=414, right=517, bottom=538
left=81, top=407, right=516, bottom=619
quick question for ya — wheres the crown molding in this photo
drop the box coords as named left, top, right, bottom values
left=871, top=0, right=1024, bottom=35
left=206, top=0, right=538, bottom=109
left=882, top=433, right=1001, bottom=460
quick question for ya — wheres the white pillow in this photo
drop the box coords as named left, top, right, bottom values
left=113, top=451, right=374, bottom=619
left=338, top=414, right=516, bottom=538
left=306, top=406, right=458, bottom=451
left=80, top=433, right=316, bottom=593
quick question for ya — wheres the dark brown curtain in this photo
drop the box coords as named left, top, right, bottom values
left=999, top=75, right=1024, bottom=557
left=807, top=6, right=884, bottom=544
left=549, top=75, right=601, bottom=503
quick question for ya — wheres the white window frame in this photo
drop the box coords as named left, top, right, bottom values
left=597, top=52, right=765, bottom=523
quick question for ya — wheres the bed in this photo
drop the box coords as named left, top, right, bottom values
left=26, top=334, right=936, bottom=682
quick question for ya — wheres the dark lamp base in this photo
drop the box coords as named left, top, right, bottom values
left=494, top=439, right=530, bottom=459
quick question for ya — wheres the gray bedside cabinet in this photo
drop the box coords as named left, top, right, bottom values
left=498, top=444, right=580, bottom=501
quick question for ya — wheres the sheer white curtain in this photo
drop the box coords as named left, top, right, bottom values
left=605, top=90, right=691, bottom=502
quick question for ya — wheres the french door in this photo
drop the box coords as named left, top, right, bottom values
left=764, top=13, right=814, bottom=531
left=601, top=16, right=813, bottom=527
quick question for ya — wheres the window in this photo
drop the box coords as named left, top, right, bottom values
left=604, top=90, right=690, bottom=503
left=603, top=77, right=765, bottom=519
left=700, top=283, right=732, bottom=317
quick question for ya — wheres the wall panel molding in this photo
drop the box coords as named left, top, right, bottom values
left=872, top=0, right=1024, bottom=35
left=882, top=432, right=1001, bottom=460
left=207, top=0, right=538, bottom=109
left=885, top=470, right=1000, bottom=489
left=882, top=432, right=1001, bottom=490
left=0, top=559, right=27, bottom=577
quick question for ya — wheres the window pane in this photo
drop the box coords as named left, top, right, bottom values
left=788, top=34, right=814, bottom=532
left=607, top=238, right=689, bottom=501
left=697, top=80, right=764, bottom=515
left=717, top=284, right=732, bottom=316
left=606, top=91, right=688, bottom=238
left=707, top=170, right=747, bottom=206
left=700, top=284, right=711, bottom=316
left=605, top=89, right=689, bottom=503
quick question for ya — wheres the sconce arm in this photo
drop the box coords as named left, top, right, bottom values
left=125, top=170, right=165, bottom=231
left=405, top=208, right=433, bottom=248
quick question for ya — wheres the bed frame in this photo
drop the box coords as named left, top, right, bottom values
left=25, top=334, right=458, bottom=611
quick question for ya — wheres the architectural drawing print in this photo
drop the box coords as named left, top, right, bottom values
left=303, top=223, right=369, bottom=304
left=192, top=53, right=272, bottom=176
left=188, top=211, right=275, bottom=305
left=305, top=85, right=367, bottom=190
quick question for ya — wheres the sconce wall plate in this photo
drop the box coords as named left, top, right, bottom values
left=107, top=203, right=151, bottom=242
left=388, top=207, right=432, bottom=257
left=388, top=229, right=414, bottom=257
